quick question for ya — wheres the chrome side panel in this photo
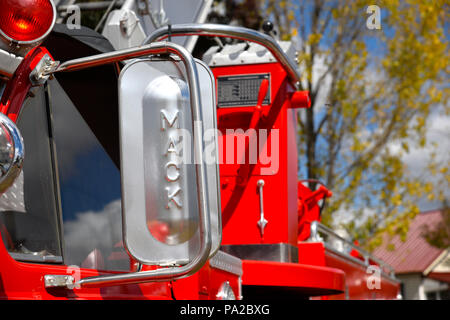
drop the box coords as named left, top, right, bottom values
left=210, top=251, right=243, bottom=277
left=196, top=59, right=222, bottom=258
left=119, top=57, right=220, bottom=266
left=0, top=49, right=23, bottom=78
left=221, top=243, right=299, bottom=263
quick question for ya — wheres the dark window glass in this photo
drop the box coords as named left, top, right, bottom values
left=0, top=86, right=62, bottom=263
left=49, top=79, right=129, bottom=271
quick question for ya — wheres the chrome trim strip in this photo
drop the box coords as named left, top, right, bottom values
left=142, top=24, right=301, bottom=86
left=210, top=251, right=243, bottom=277
left=10, top=253, right=63, bottom=264
left=48, top=42, right=181, bottom=74
left=195, top=58, right=223, bottom=258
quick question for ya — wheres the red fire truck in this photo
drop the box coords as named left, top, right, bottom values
left=0, top=0, right=400, bottom=300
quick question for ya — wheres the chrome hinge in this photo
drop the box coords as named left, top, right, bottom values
left=44, top=274, right=75, bottom=289
left=29, top=54, right=60, bottom=86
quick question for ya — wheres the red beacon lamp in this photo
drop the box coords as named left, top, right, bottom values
left=0, top=0, right=56, bottom=54
left=0, top=0, right=57, bottom=122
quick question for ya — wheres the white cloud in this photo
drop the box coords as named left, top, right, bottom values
left=63, top=199, right=128, bottom=270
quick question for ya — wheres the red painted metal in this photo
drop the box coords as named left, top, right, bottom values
left=322, top=249, right=399, bottom=300
left=211, top=62, right=351, bottom=298
left=298, top=242, right=399, bottom=300
left=0, top=46, right=51, bottom=122
left=235, top=78, right=270, bottom=185
left=172, top=261, right=241, bottom=300
left=0, top=231, right=242, bottom=300
left=290, top=90, right=311, bottom=109
left=213, top=63, right=298, bottom=247
left=0, top=230, right=172, bottom=300
left=297, top=182, right=332, bottom=241
left=241, top=259, right=344, bottom=296
left=211, top=60, right=399, bottom=299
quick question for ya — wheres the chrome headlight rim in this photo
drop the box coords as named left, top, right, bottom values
left=0, top=112, right=24, bottom=194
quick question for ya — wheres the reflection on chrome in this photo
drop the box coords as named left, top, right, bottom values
left=64, top=199, right=129, bottom=271
left=0, top=113, right=24, bottom=194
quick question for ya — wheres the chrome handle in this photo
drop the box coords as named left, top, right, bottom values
left=257, top=179, right=268, bottom=237
left=45, top=42, right=211, bottom=288
left=142, top=23, right=301, bottom=87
